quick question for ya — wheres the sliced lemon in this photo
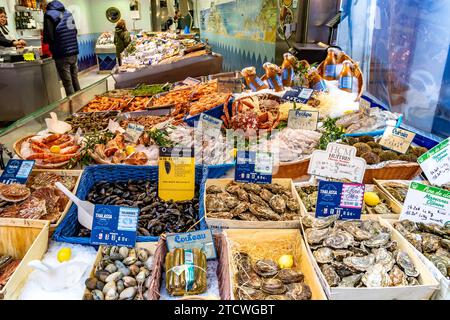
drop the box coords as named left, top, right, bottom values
left=126, top=146, right=136, bottom=156
left=364, top=192, right=381, bottom=207
left=50, top=145, right=61, bottom=154
left=278, top=255, right=294, bottom=269
left=57, top=247, right=72, bottom=263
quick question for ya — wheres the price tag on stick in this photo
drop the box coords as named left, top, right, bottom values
left=379, top=127, right=416, bottom=154
left=288, top=110, right=319, bottom=130
left=417, top=138, right=450, bottom=186
left=0, top=159, right=35, bottom=184
left=124, top=123, right=145, bottom=143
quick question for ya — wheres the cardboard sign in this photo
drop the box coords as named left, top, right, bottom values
left=418, top=138, right=450, bottom=187
left=287, top=109, right=319, bottom=130
left=198, top=114, right=223, bottom=137
left=308, top=143, right=367, bottom=183
left=90, top=205, right=139, bottom=247
left=379, top=126, right=416, bottom=154
left=282, top=88, right=314, bottom=104
left=166, top=229, right=217, bottom=260
left=183, top=77, right=201, bottom=86
left=316, top=180, right=365, bottom=220
left=235, top=151, right=273, bottom=184
left=158, top=147, right=195, bottom=202
left=400, top=182, right=450, bottom=227
left=124, top=123, right=145, bottom=143
left=0, top=160, right=35, bottom=184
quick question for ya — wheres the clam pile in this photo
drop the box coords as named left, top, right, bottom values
left=84, top=180, right=199, bottom=237
left=303, top=215, right=421, bottom=288
left=206, top=182, right=301, bottom=221
left=233, top=252, right=312, bottom=300
left=84, top=246, right=153, bottom=300
left=394, top=220, right=450, bottom=279
left=65, top=112, right=118, bottom=134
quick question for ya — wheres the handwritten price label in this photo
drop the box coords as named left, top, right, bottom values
left=288, top=110, right=319, bottom=130
left=379, top=127, right=416, bottom=154
left=418, top=138, right=450, bottom=186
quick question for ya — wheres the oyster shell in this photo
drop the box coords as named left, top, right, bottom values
left=343, top=254, right=375, bottom=272
left=389, top=265, right=408, bottom=286
left=427, top=254, right=448, bottom=278
left=206, top=185, right=223, bottom=194
left=230, top=202, right=249, bottom=217
left=362, top=232, right=390, bottom=248
left=217, top=193, right=239, bottom=209
left=205, top=194, right=227, bottom=212
left=260, top=188, right=274, bottom=202
left=248, top=204, right=281, bottom=221
left=238, top=269, right=261, bottom=289
left=248, top=193, right=269, bottom=207
left=383, top=240, right=398, bottom=252
left=238, top=212, right=259, bottom=221
left=421, top=233, right=441, bottom=253
left=234, top=252, right=252, bottom=272
left=407, top=277, right=420, bottom=286
left=207, top=211, right=234, bottom=219
left=320, top=264, right=340, bottom=287
left=303, top=214, right=339, bottom=229
left=332, top=250, right=354, bottom=262
left=277, top=269, right=304, bottom=284
left=253, top=260, right=279, bottom=277
left=261, top=278, right=286, bottom=295
left=243, top=183, right=262, bottom=194
left=331, top=261, right=355, bottom=277
left=305, top=228, right=330, bottom=245
left=286, top=199, right=300, bottom=211
left=265, top=295, right=291, bottom=300
left=237, top=286, right=266, bottom=300
left=338, top=273, right=363, bottom=288
left=362, top=263, right=391, bottom=287
left=269, top=195, right=287, bottom=214
left=286, top=283, right=312, bottom=300
left=323, top=231, right=354, bottom=249
left=396, top=251, right=420, bottom=277
left=313, top=247, right=334, bottom=264
left=373, top=248, right=395, bottom=272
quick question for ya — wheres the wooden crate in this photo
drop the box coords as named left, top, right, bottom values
left=83, top=242, right=158, bottom=300
left=302, top=216, right=439, bottom=300
left=205, top=179, right=302, bottom=229
left=224, top=229, right=327, bottom=300
left=0, top=219, right=49, bottom=300
left=0, top=169, right=83, bottom=233
left=373, top=180, right=431, bottom=212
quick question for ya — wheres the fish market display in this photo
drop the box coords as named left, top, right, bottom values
left=393, top=220, right=450, bottom=279
left=81, top=180, right=200, bottom=237
left=18, top=133, right=81, bottom=167
left=84, top=246, right=153, bottom=300
left=336, top=108, right=400, bottom=133
left=343, top=136, right=428, bottom=165
left=131, top=84, right=171, bottom=97
left=165, top=248, right=207, bottom=296
left=127, top=97, right=152, bottom=112
left=120, top=115, right=169, bottom=131
left=0, top=172, right=76, bottom=222
left=0, top=255, right=21, bottom=291
left=65, top=112, right=119, bottom=134
left=233, top=251, right=312, bottom=300
left=206, top=182, right=301, bottom=221
left=80, top=97, right=132, bottom=113
left=188, top=92, right=232, bottom=117
left=303, top=215, right=421, bottom=288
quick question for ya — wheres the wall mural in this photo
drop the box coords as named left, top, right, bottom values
left=198, top=0, right=278, bottom=73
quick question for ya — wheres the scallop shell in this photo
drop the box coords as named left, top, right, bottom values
left=0, top=183, right=31, bottom=202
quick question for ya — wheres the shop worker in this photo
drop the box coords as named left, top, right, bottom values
left=0, top=8, right=27, bottom=48
left=114, top=19, right=131, bottom=66
left=43, top=0, right=80, bottom=96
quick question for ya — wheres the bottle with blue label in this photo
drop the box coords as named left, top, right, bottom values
left=338, top=60, right=353, bottom=93
left=308, top=68, right=328, bottom=92
left=323, top=48, right=337, bottom=80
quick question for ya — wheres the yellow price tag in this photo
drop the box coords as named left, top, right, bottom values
left=23, top=52, right=35, bottom=61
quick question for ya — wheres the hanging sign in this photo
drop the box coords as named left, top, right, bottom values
left=235, top=151, right=273, bottom=184
left=288, top=109, right=319, bottom=130
left=400, top=182, right=450, bottom=227
left=0, top=160, right=35, bottom=184
left=316, top=180, right=365, bottom=220
left=282, top=87, right=314, bottom=104
left=90, top=205, right=139, bottom=247
left=417, top=138, right=450, bottom=187
left=379, top=126, right=416, bottom=154
left=308, top=143, right=367, bottom=183
left=158, top=147, right=195, bottom=202
left=166, top=229, right=217, bottom=260
left=124, top=123, right=145, bottom=143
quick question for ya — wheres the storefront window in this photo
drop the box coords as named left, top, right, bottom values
left=338, top=0, right=450, bottom=140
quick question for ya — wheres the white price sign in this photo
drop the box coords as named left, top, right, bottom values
left=418, top=138, right=450, bottom=187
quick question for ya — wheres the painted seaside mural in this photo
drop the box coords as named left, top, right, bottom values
left=198, top=0, right=278, bottom=73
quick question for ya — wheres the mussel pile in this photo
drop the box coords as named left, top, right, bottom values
left=84, top=246, right=153, bottom=300
left=206, top=182, right=301, bottom=221
left=65, top=112, right=118, bottom=134
left=0, top=255, right=21, bottom=290
left=394, top=220, right=450, bottom=279
left=233, top=252, right=312, bottom=300
left=82, top=180, right=200, bottom=237
left=303, top=215, right=421, bottom=288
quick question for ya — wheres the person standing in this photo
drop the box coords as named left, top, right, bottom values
left=114, top=19, right=131, bottom=66
left=0, top=8, right=26, bottom=48
left=43, top=0, right=80, bottom=96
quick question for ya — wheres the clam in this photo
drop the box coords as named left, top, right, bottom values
left=85, top=277, right=98, bottom=290
left=110, top=253, right=123, bottom=261
left=253, top=259, right=279, bottom=277
left=123, top=256, right=138, bottom=266
left=389, top=265, right=408, bottom=286
left=137, top=248, right=149, bottom=262
left=105, top=271, right=123, bottom=283
left=102, top=280, right=116, bottom=295
left=123, top=276, right=137, bottom=288
left=95, top=270, right=110, bottom=282
left=237, top=286, right=266, bottom=300
left=105, top=288, right=118, bottom=300
left=320, top=264, right=340, bottom=287
left=396, top=251, right=420, bottom=277
left=261, top=278, right=286, bottom=295
left=323, top=231, right=354, bottom=249
left=105, top=264, right=118, bottom=274
left=338, top=274, right=363, bottom=287
left=91, top=289, right=104, bottom=300
left=362, top=263, right=391, bottom=287
left=286, top=283, right=312, bottom=300
left=362, top=232, right=390, bottom=248
left=119, top=287, right=137, bottom=300
left=313, top=247, right=334, bottom=264
left=343, top=254, right=375, bottom=272
left=277, top=269, right=304, bottom=284
left=119, top=247, right=129, bottom=259
left=117, top=280, right=125, bottom=293
left=305, top=228, right=330, bottom=245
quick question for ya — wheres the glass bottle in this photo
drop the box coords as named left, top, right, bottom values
left=323, top=48, right=337, bottom=80
left=338, top=60, right=353, bottom=93
left=308, top=68, right=328, bottom=92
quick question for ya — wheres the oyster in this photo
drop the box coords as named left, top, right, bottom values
left=265, top=295, right=291, bottom=300
left=261, top=278, right=286, bottom=295
left=421, top=233, right=441, bottom=253
left=362, top=232, right=390, bottom=248
left=331, top=261, right=355, bottom=278
left=313, top=247, right=334, bottom=264
left=237, top=286, right=266, bottom=300
left=407, top=277, right=420, bottom=286
left=389, top=265, right=408, bottom=286
left=217, top=193, right=239, bottom=209
left=305, top=228, right=330, bottom=245
left=342, top=225, right=373, bottom=241
left=207, top=211, right=234, bottom=220
left=264, top=183, right=287, bottom=195
left=225, top=182, right=241, bottom=194
left=248, top=193, right=269, bottom=207
left=286, top=199, right=300, bottom=211
left=260, top=188, right=274, bottom=202
left=383, top=240, right=398, bottom=252
left=230, top=202, right=249, bottom=217
left=238, top=212, right=259, bottom=221
left=253, top=260, right=279, bottom=277
left=307, top=214, right=339, bottom=229
left=286, top=283, right=312, bottom=300
left=234, top=252, right=252, bottom=272
left=362, top=263, right=391, bottom=287
left=237, top=189, right=249, bottom=202
left=441, top=238, right=450, bottom=251
left=243, top=183, right=262, bottom=194
left=205, top=194, right=227, bottom=212
left=277, top=269, right=304, bottom=284
left=373, top=248, right=395, bottom=272
left=427, top=254, right=448, bottom=278
left=338, top=274, right=363, bottom=288
left=332, top=250, right=354, bottom=262
left=248, top=204, right=281, bottom=221
left=396, top=251, right=420, bottom=277
left=320, top=264, right=340, bottom=287
left=238, top=269, right=261, bottom=289
left=269, top=195, right=287, bottom=214
left=206, top=185, right=223, bottom=194
left=323, top=231, right=354, bottom=249
left=343, top=254, right=375, bottom=272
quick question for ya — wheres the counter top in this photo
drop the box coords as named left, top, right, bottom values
left=0, top=57, right=54, bottom=69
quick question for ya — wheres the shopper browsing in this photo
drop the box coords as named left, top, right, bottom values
left=114, top=19, right=131, bottom=66
left=0, top=8, right=26, bottom=48
left=43, top=0, right=80, bottom=96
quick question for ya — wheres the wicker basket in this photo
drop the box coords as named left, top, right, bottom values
left=274, top=158, right=311, bottom=180
left=317, top=51, right=364, bottom=101
left=147, top=233, right=231, bottom=300
left=363, top=162, right=422, bottom=184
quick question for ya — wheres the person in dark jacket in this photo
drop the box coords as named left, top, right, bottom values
left=43, top=0, right=80, bottom=96
left=114, top=19, right=131, bottom=66
left=0, top=8, right=26, bottom=48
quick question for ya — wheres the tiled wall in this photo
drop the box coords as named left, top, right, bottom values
left=77, top=33, right=100, bottom=71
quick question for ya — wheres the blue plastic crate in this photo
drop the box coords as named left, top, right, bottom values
left=183, top=98, right=234, bottom=127
left=53, top=165, right=209, bottom=245
left=205, top=163, right=235, bottom=178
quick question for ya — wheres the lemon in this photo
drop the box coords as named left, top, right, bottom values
left=364, top=192, right=381, bottom=207
left=50, top=145, right=61, bottom=154
left=126, top=145, right=136, bottom=156
left=278, top=255, right=294, bottom=269
left=57, top=247, right=72, bottom=263
left=344, top=110, right=354, bottom=115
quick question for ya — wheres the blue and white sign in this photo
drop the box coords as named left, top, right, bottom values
left=316, top=180, right=365, bottom=220
left=166, top=229, right=217, bottom=260
left=235, top=151, right=273, bottom=184
left=0, top=160, right=35, bottom=184
left=90, top=205, right=139, bottom=247
left=282, top=87, right=314, bottom=104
